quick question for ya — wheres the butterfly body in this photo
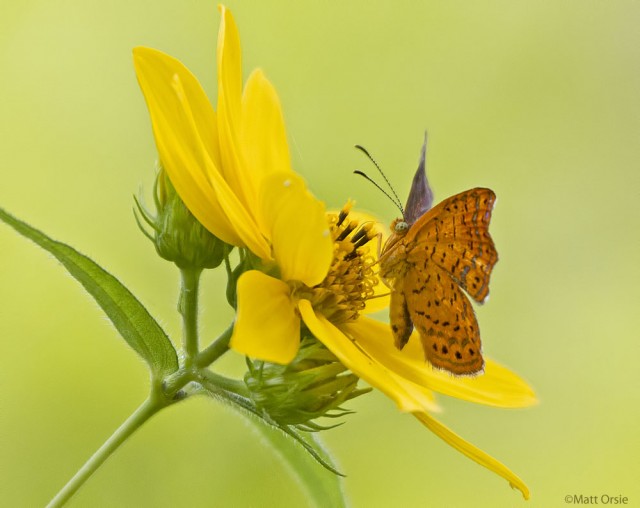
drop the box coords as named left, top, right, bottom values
left=379, top=140, right=498, bottom=376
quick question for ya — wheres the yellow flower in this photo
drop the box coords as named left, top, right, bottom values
left=133, top=5, right=535, bottom=499
left=133, top=6, right=331, bottom=265
left=233, top=204, right=536, bottom=500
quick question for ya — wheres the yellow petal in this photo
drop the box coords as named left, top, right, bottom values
left=133, top=47, right=272, bottom=259
left=414, top=412, right=530, bottom=500
left=350, top=317, right=537, bottom=408
left=216, top=6, right=254, bottom=210
left=302, top=304, right=530, bottom=499
left=241, top=69, right=292, bottom=180
left=260, top=173, right=333, bottom=286
left=133, top=47, right=232, bottom=241
left=217, top=5, right=242, bottom=120
left=298, top=300, right=439, bottom=413
left=434, top=357, right=538, bottom=407
left=387, top=372, right=441, bottom=413
left=230, top=271, right=300, bottom=364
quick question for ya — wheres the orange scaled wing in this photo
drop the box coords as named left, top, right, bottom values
left=404, top=188, right=498, bottom=304
left=401, top=187, right=498, bottom=375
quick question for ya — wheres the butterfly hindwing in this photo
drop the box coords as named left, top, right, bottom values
left=389, top=278, right=413, bottom=349
left=405, top=188, right=498, bottom=303
left=403, top=263, right=484, bottom=375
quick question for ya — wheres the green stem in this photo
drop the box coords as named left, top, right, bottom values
left=46, top=395, right=165, bottom=508
left=195, top=322, right=234, bottom=367
left=199, top=369, right=249, bottom=396
left=45, top=316, right=236, bottom=506
left=178, top=268, right=202, bottom=366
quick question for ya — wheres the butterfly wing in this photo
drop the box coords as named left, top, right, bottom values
left=405, top=188, right=498, bottom=303
left=403, top=263, right=484, bottom=375
left=389, top=277, right=414, bottom=349
left=382, top=187, right=497, bottom=375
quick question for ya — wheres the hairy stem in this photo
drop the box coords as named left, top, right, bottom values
left=195, top=322, right=234, bottom=367
left=178, top=268, right=202, bottom=366
left=46, top=317, right=237, bottom=506
left=199, top=369, right=250, bottom=396
left=46, top=394, right=166, bottom=508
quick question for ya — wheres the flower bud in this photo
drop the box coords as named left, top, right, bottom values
left=135, top=167, right=231, bottom=269
left=244, top=336, right=370, bottom=430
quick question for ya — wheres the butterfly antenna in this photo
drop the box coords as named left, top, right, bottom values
left=353, top=170, right=404, bottom=215
left=354, top=145, right=405, bottom=215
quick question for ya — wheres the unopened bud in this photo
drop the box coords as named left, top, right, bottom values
left=134, top=167, right=230, bottom=269
left=244, top=336, right=370, bottom=430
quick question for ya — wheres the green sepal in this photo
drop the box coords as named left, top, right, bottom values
left=225, top=249, right=279, bottom=309
left=198, top=383, right=347, bottom=507
left=0, top=207, right=179, bottom=378
left=244, top=336, right=370, bottom=428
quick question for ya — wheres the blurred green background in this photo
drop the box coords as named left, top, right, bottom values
left=2, top=1, right=639, bottom=506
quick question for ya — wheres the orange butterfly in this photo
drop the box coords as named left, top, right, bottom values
left=377, top=137, right=498, bottom=375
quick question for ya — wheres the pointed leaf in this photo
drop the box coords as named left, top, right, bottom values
left=200, top=385, right=347, bottom=508
left=0, top=207, right=179, bottom=378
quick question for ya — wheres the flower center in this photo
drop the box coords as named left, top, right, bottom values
left=292, top=202, right=378, bottom=324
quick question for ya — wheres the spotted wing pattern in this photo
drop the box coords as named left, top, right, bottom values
left=382, top=188, right=498, bottom=375
left=403, top=263, right=484, bottom=374
left=405, top=188, right=498, bottom=303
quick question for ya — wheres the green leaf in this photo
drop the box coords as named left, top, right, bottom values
left=200, top=385, right=347, bottom=508
left=261, top=425, right=348, bottom=508
left=0, top=207, right=179, bottom=378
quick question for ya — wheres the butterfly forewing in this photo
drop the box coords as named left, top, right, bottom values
left=405, top=188, right=498, bottom=303
left=403, top=264, right=484, bottom=375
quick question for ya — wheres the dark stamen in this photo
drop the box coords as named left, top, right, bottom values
left=352, top=234, right=372, bottom=249
left=351, top=228, right=367, bottom=243
left=336, top=223, right=356, bottom=241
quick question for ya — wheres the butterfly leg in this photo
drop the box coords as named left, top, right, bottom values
left=389, top=288, right=413, bottom=349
